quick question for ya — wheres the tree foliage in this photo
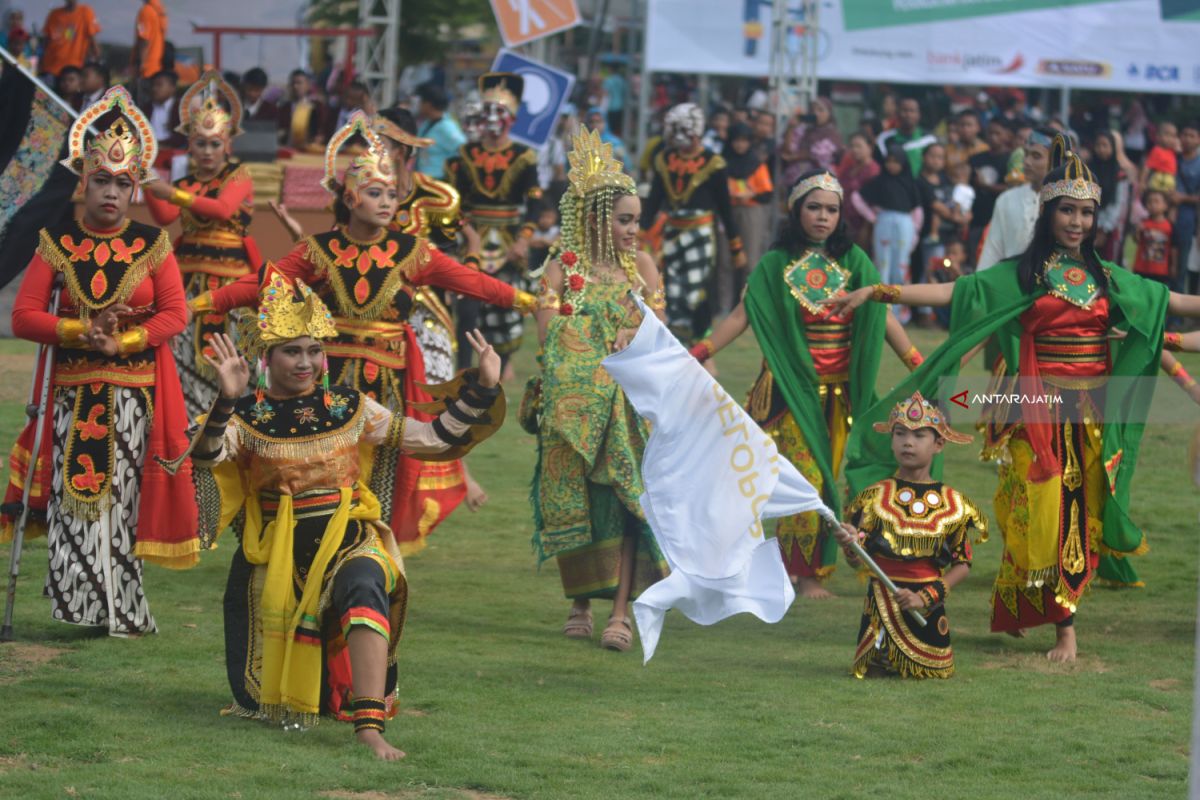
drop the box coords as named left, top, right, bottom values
left=306, top=0, right=496, bottom=66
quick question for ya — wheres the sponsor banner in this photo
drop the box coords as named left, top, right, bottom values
left=646, top=0, right=1200, bottom=94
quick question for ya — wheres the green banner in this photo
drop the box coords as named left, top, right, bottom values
left=842, top=0, right=1121, bottom=31
left=1161, top=0, right=1200, bottom=20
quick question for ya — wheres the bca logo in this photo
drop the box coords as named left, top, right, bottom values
left=1145, top=65, right=1180, bottom=81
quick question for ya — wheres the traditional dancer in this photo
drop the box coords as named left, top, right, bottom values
left=183, top=271, right=504, bottom=760
left=270, top=107, right=492, bottom=512
left=531, top=128, right=668, bottom=651
left=641, top=102, right=746, bottom=345
left=692, top=170, right=924, bottom=598
left=0, top=87, right=198, bottom=635
left=144, top=70, right=261, bottom=419
left=835, top=391, right=985, bottom=679
left=198, top=112, right=531, bottom=551
left=829, top=135, right=1200, bottom=661
left=446, top=72, right=543, bottom=373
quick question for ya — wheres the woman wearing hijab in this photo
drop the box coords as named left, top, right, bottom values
left=781, top=97, right=844, bottom=187
left=1088, top=130, right=1137, bottom=263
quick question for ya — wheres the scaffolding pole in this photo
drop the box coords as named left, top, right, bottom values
left=769, top=0, right=819, bottom=229
left=358, top=0, right=400, bottom=106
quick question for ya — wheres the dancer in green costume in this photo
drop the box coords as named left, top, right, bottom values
left=530, top=129, right=668, bottom=652
left=692, top=170, right=924, bottom=599
left=827, top=136, right=1200, bottom=661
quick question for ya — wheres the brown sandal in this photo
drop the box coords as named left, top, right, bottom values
left=600, top=615, right=633, bottom=652
left=563, top=606, right=593, bottom=639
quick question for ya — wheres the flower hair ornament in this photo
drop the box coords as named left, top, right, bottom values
left=322, top=110, right=396, bottom=206
left=1039, top=133, right=1101, bottom=206
left=176, top=69, right=243, bottom=143
left=547, top=127, right=641, bottom=316
left=788, top=171, right=843, bottom=210
left=62, top=86, right=158, bottom=186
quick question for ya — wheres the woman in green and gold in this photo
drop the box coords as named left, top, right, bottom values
left=829, top=135, right=1200, bottom=662
left=691, top=169, right=924, bottom=599
left=531, top=128, right=668, bottom=652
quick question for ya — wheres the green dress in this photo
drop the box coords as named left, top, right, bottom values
left=532, top=277, right=668, bottom=599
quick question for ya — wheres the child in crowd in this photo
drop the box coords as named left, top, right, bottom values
left=834, top=391, right=986, bottom=679
left=949, top=160, right=975, bottom=240
left=529, top=202, right=560, bottom=274
left=1146, top=122, right=1179, bottom=194
left=929, top=239, right=967, bottom=328
left=1133, top=189, right=1175, bottom=285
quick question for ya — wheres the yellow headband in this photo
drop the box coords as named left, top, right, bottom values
left=322, top=111, right=396, bottom=204
left=788, top=172, right=843, bottom=209
left=177, top=70, right=243, bottom=141
left=873, top=390, right=972, bottom=444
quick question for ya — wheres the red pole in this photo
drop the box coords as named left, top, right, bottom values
left=213, top=32, right=222, bottom=70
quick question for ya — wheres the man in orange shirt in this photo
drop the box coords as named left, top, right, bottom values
left=133, top=0, right=167, bottom=80
left=39, top=1, right=100, bottom=78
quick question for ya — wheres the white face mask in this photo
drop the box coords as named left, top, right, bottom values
left=482, top=102, right=513, bottom=138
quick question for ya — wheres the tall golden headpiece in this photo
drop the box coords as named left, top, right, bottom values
left=63, top=86, right=158, bottom=184
left=240, top=265, right=339, bottom=359
left=177, top=70, right=243, bottom=141
left=322, top=111, right=395, bottom=205
left=479, top=72, right=523, bottom=116
left=1039, top=133, right=1101, bottom=206
left=567, top=127, right=636, bottom=198
left=873, top=390, right=972, bottom=444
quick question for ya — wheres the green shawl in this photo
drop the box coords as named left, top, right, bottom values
left=744, top=244, right=887, bottom=516
left=844, top=258, right=1168, bottom=580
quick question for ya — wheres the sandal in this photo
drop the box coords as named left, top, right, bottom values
left=563, top=606, right=593, bottom=639
left=600, top=615, right=633, bottom=652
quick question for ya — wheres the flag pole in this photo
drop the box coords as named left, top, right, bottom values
left=0, top=46, right=82, bottom=122
left=0, top=274, right=63, bottom=642
left=841, top=529, right=929, bottom=628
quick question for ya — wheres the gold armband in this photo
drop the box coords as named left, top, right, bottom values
left=56, top=318, right=89, bottom=347
left=646, top=286, right=667, bottom=311
left=872, top=284, right=902, bottom=303
left=1165, top=331, right=1183, bottom=352
left=536, top=287, right=561, bottom=312
left=512, top=289, right=537, bottom=314
left=188, top=291, right=215, bottom=314
left=116, top=326, right=149, bottom=356
left=462, top=252, right=483, bottom=271
left=171, top=188, right=196, bottom=208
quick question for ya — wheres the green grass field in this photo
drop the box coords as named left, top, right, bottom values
left=0, top=325, right=1196, bottom=800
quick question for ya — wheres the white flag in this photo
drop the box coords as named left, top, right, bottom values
left=603, top=297, right=838, bottom=663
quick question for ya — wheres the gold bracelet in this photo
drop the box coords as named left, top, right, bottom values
left=188, top=291, right=215, bottom=314
left=512, top=289, right=538, bottom=314
left=1165, top=332, right=1183, bottom=351
left=171, top=188, right=196, bottom=208
left=902, top=345, right=924, bottom=371
left=56, top=318, right=89, bottom=347
left=1168, top=361, right=1185, bottom=378
left=536, top=288, right=561, bottom=312
left=872, top=283, right=902, bottom=303
left=116, top=326, right=149, bottom=356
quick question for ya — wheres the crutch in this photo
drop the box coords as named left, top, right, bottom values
left=1, top=273, right=64, bottom=642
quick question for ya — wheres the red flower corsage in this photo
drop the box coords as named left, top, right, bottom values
left=559, top=303, right=574, bottom=316
left=561, top=251, right=578, bottom=267
left=568, top=274, right=585, bottom=291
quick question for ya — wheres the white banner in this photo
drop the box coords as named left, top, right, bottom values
left=603, top=297, right=837, bottom=663
left=647, top=0, right=1200, bottom=95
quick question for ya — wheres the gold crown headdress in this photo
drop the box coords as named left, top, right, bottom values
left=567, top=127, right=637, bottom=198
left=63, top=86, right=158, bottom=184
left=371, top=114, right=433, bottom=150
left=323, top=111, right=395, bottom=204
left=176, top=70, right=243, bottom=140
left=479, top=72, right=523, bottom=116
left=873, top=390, right=972, bottom=444
left=240, top=265, right=339, bottom=361
left=1039, top=133, right=1101, bottom=206
left=788, top=171, right=843, bottom=209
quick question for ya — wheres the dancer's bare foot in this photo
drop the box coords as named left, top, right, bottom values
left=796, top=576, right=835, bottom=599
left=356, top=729, right=406, bottom=761
left=465, top=474, right=489, bottom=511
left=1005, top=628, right=1028, bottom=638
left=1046, top=625, right=1077, bottom=662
